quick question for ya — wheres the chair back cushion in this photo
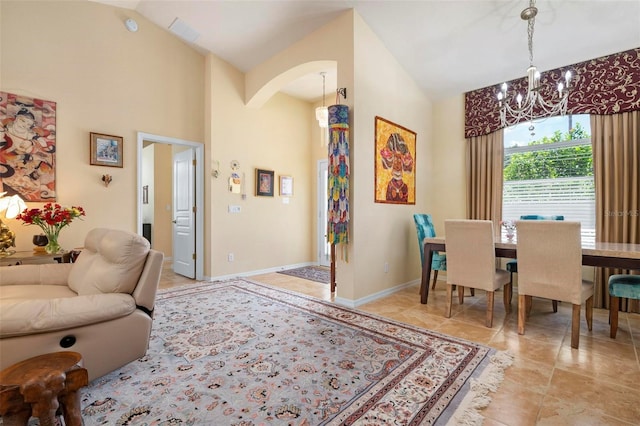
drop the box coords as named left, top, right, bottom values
left=445, top=220, right=497, bottom=290
left=68, top=228, right=151, bottom=295
left=413, top=214, right=436, bottom=266
left=516, top=221, right=582, bottom=303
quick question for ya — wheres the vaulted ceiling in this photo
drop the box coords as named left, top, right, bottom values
left=95, top=1, right=640, bottom=102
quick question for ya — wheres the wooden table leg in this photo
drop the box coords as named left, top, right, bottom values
left=21, top=370, right=65, bottom=426
left=420, top=243, right=435, bottom=304
left=0, top=386, right=32, bottom=426
left=59, top=366, right=89, bottom=426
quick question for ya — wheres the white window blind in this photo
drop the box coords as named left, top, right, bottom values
left=502, top=116, right=594, bottom=239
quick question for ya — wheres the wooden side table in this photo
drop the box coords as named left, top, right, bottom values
left=0, top=351, right=88, bottom=426
left=0, top=250, right=71, bottom=266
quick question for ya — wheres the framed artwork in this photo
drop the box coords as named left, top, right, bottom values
left=255, top=168, right=274, bottom=196
left=280, top=175, right=293, bottom=196
left=374, top=116, right=416, bottom=205
left=0, top=91, right=57, bottom=201
left=90, top=132, right=123, bottom=168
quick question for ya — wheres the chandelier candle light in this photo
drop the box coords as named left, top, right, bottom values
left=17, top=203, right=86, bottom=254
left=497, top=0, right=572, bottom=132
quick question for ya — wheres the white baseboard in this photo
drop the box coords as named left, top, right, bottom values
left=206, top=261, right=316, bottom=282
left=334, top=279, right=420, bottom=308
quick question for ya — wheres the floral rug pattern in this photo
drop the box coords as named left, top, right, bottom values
left=80, top=279, right=511, bottom=425
left=277, top=266, right=330, bottom=284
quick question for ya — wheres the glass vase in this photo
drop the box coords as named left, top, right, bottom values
left=44, top=231, right=62, bottom=254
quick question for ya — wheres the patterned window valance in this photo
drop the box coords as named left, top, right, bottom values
left=465, top=48, right=640, bottom=138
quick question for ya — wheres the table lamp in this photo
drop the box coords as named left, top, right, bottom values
left=0, top=192, right=27, bottom=257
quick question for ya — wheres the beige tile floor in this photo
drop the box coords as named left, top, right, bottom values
left=159, top=263, right=640, bottom=425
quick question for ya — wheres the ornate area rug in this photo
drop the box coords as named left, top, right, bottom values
left=277, top=265, right=330, bottom=284
left=80, top=279, right=512, bottom=425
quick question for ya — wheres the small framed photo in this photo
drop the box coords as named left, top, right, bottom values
left=280, top=175, right=293, bottom=196
left=255, top=168, right=274, bottom=197
left=90, top=132, right=123, bottom=168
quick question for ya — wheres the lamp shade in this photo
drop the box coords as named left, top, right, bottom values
left=0, top=193, right=27, bottom=219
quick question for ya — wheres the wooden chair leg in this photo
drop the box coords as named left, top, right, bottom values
left=486, top=291, right=494, bottom=328
left=525, top=295, right=533, bottom=316
left=431, top=270, right=439, bottom=290
left=610, top=295, right=619, bottom=338
left=445, top=284, right=453, bottom=318
left=470, top=288, right=475, bottom=297
left=585, top=296, right=593, bottom=331
left=517, top=294, right=526, bottom=335
left=503, top=283, right=512, bottom=314
left=458, top=285, right=465, bottom=304
left=571, top=304, right=581, bottom=349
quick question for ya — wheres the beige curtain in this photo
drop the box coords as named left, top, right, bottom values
left=592, top=111, right=640, bottom=311
left=466, top=129, right=504, bottom=232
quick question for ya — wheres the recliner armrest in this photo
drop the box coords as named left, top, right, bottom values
left=132, top=250, right=163, bottom=313
left=0, top=264, right=73, bottom=287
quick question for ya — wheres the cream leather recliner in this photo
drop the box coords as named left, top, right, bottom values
left=0, top=228, right=164, bottom=381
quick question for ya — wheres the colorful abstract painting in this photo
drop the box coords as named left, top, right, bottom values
left=374, top=116, right=416, bottom=204
left=0, top=92, right=57, bottom=201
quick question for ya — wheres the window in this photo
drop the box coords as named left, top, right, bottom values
left=502, top=115, right=595, bottom=239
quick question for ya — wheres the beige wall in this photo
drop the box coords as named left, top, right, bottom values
left=0, top=1, right=205, bottom=252
left=207, top=55, right=315, bottom=276
left=348, top=12, right=433, bottom=301
left=431, top=95, right=467, bottom=233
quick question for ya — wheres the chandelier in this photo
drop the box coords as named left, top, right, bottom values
left=315, top=72, right=329, bottom=145
left=497, top=0, right=572, bottom=130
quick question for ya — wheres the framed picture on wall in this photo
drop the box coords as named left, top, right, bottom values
left=90, top=132, right=123, bottom=168
left=255, top=168, right=274, bottom=196
left=280, top=175, right=293, bottom=196
left=374, top=116, right=416, bottom=204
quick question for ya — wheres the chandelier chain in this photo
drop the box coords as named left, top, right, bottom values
left=322, top=72, right=326, bottom=107
left=527, top=0, right=535, bottom=66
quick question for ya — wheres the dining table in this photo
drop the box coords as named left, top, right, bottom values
left=420, top=236, right=640, bottom=304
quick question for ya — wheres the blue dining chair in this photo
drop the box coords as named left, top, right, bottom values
left=608, top=274, right=640, bottom=338
left=413, top=214, right=446, bottom=290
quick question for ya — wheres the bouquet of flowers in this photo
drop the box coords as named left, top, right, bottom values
left=500, top=220, right=517, bottom=232
left=17, top=203, right=85, bottom=253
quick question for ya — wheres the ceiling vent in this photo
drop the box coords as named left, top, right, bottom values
left=168, top=17, right=200, bottom=43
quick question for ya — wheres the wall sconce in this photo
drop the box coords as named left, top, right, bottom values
left=336, top=88, right=347, bottom=101
left=102, top=174, right=112, bottom=187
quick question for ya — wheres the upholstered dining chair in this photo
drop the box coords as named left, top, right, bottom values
left=444, top=220, right=512, bottom=327
left=505, top=215, right=565, bottom=280
left=413, top=214, right=447, bottom=290
left=608, top=274, right=640, bottom=338
left=516, top=221, right=594, bottom=349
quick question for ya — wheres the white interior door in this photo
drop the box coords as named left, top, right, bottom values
left=172, top=148, right=195, bottom=278
left=317, top=159, right=330, bottom=267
